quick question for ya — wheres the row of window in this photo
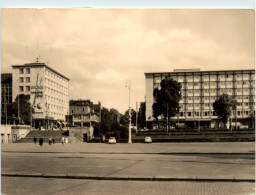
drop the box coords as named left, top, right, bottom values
left=47, top=103, right=66, bottom=112
left=45, top=69, right=68, bottom=84
left=71, top=106, right=91, bottom=113
left=73, top=115, right=91, bottom=120
left=19, top=68, right=30, bottom=74
left=154, top=73, right=255, bottom=81
left=45, top=95, right=68, bottom=106
left=182, top=95, right=252, bottom=100
left=45, top=78, right=68, bottom=92
left=45, top=87, right=68, bottom=98
left=179, top=102, right=254, bottom=107
left=47, top=112, right=65, bottom=119
left=19, top=77, right=30, bottom=83
left=181, top=88, right=253, bottom=94
left=19, top=86, right=30, bottom=92
left=178, top=110, right=251, bottom=117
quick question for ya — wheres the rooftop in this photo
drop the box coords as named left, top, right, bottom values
left=145, top=69, right=255, bottom=75
left=12, top=62, right=69, bottom=81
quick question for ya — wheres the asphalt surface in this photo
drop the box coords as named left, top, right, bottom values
left=1, top=142, right=255, bottom=194
left=2, top=177, right=255, bottom=195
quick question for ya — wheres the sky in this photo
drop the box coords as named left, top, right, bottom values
left=1, top=8, right=255, bottom=113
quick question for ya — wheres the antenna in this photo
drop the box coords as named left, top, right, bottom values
left=36, top=55, right=40, bottom=63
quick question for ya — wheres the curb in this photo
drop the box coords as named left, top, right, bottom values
left=1, top=151, right=255, bottom=155
left=2, top=173, right=255, bottom=182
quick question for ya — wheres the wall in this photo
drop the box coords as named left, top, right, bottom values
left=1, top=125, right=30, bottom=143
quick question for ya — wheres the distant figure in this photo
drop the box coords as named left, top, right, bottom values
left=61, top=137, right=65, bottom=146
left=65, top=137, right=69, bottom=144
left=33, top=136, right=37, bottom=144
left=39, top=138, right=43, bottom=146
left=48, top=137, right=52, bottom=145
left=52, top=137, right=55, bottom=144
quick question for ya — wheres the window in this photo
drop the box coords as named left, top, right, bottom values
left=19, top=77, right=24, bottom=83
left=26, top=68, right=30, bottom=74
left=26, top=77, right=30, bottom=83
left=19, top=86, right=24, bottom=92
left=26, top=86, right=30, bottom=92
left=188, top=112, right=192, bottom=116
left=237, top=111, right=241, bottom=116
left=19, top=68, right=24, bottom=74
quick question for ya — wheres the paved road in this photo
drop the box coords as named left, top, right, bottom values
left=2, top=177, right=255, bottom=195
left=1, top=142, right=255, bottom=194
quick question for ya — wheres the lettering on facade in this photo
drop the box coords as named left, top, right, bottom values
left=31, top=86, right=43, bottom=90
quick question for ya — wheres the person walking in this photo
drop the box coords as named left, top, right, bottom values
left=48, top=137, right=52, bottom=145
left=61, top=137, right=65, bottom=146
left=65, top=137, right=69, bottom=144
left=33, top=136, right=37, bottom=144
left=52, top=137, right=55, bottom=144
left=39, top=138, right=43, bottom=147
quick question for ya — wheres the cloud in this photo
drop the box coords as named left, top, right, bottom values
left=1, top=9, right=254, bottom=113
left=95, top=69, right=127, bottom=82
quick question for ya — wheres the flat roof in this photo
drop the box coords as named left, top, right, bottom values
left=145, top=69, right=255, bottom=75
left=12, top=63, right=70, bottom=81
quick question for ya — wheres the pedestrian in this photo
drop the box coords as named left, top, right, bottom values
left=65, top=137, right=69, bottom=144
left=52, top=137, right=55, bottom=144
left=48, top=137, right=52, bottom=145
left=61, top=137, right=65, bottom=146
left=33, top=136, right=37, bottom=144
left=39, top=138, right=43, bottom=147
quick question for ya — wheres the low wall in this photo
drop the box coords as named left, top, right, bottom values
left=1, top=125, right=31, bottom=143
left=69, top=126, right=94, bottom=142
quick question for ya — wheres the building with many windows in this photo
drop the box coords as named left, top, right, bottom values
left=12, top=62, right=70, bottom=129
left=145, top=69, right=255, bottom=129
left=1, top=73, right=12, bottom=124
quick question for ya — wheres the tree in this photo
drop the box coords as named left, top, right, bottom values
left=7, top=94, right=31, bottom=125
left=213, top=93, right=237, bottom=129
left=138, top=102, right=146, bottom=128
left=120, top=108, right=136, bottom=126
left=152, top=78, right=182, bottom=131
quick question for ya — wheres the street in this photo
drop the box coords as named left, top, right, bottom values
left=1, top=142, right=255, bottom=194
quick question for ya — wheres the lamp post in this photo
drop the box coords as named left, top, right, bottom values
left=125, top=80, right=132, bottom=144
left=17, top=79, right=20, bottom=124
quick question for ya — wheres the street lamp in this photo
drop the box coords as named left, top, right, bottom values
left=17, top=78, right=20, bottom=124
left=125, top=80, right=132, bottom=144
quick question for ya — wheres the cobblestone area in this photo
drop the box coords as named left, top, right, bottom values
left=2, top=177, right=255, bottom=195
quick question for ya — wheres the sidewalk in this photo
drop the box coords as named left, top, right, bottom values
left=2, top=142, right=255, bottom=154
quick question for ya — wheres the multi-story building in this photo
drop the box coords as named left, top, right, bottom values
left=1, top=73, right=12, bottom=124
left=67, top=99, right=101, bottom=127
left=145, top=69, right=255, bottom=129
left=12, top=62, right=69, bottom=129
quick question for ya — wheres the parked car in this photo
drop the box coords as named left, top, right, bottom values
left=108, top=137, right=117, bottom=144
left=145, top=137, right=152, bottom=143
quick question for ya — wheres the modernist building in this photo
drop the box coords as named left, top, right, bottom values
left=12, top=62, right=69, bottom=129
left=145, top=69, right=255, bottom=129
left=1, top=73, right=12, bottom=124
left=66, top=99, right=101, bottom=127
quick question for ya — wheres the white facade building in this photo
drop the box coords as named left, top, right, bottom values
left=12, top=62, right=69, bottom=129
left=145, top=69, right=255, bottom=129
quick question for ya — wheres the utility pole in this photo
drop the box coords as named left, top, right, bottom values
left=125, top=80, right=132, bottom=144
